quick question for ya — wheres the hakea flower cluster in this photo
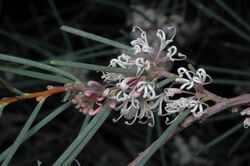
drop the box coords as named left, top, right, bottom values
left=67, top=26, right=213, bottom=126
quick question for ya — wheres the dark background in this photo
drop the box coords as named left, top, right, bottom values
left=0, top=0, right=250, bottom=165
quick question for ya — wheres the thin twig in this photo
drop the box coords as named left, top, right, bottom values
left=0, top=86, right=65, bottom=104
left=128, top=93, right=250, bottom=165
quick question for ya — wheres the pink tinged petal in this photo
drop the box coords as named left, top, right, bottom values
left=84, top=89, right=97, bottom=97
left=89, top=105, right=103, bottom=116
left=131, top=91, right=141, bottom=98
left=165, top=88, right=183, bottom=97
left=87, top=81, right=103, bottom=88
left=103, top=88, right=110, bottom=97
left=241, top=107, right=250, bottom=116
left=97, top=96, right=105, bottom=102
left=109, top=101, right=116, bottom=109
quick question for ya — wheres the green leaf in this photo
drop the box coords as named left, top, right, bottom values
left=0, top=102, right=71, bottom=163
left=0, top=28, right=54, bottom=58
left=156, top=77, right=176, bottom=88
left=48, top=0, right=73, bottom=52
left=197, top=122, right=243, bottom=154
left=0, top=53, right=80, bottom=82
left=222, top=42, right=250, bottom=53
left=145, top=126, right=153, bottom=147
left=155, top=116, right=167, bottom=166
left=200, top=65, right=250, bottom=78
left=53, top=103, right=112, bottom=166
left=204, top=112, right=240, bottom=123
left=213, top=79, right=250, bottom=86
left=191, top=0, right=250, bottom=42
left=2, top=98, right=46, bottom=166
left=0, top=66, right=70, bottom=84
left=50, top=60, right=137, bottom=74
left=80, top=114, right=91, bottom=133
left=135, top=110, right=190, bottom=166
left=61, top=25, right=131, bottom=50
left=213, top=0, right=250, bottom=32
left=227, top=129, right=250, bottom=156
left=0, top=77, right=26, bottom=96
left=0, top=104, right=7, bottom=119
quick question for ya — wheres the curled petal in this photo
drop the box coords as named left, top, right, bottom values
left=175, top=78, right=194, bottom=90
left=156, top=29, right=167, bottom=50
left=84, top=89, right=97, bottom=97
left=190, top=102, right=209, bottom=117
left=193, top=68, right=212, bottom=85
left=241, top=107, right=250, bottom=116
left=89, top=105, right=103, bottom=116
left=103, top=88, right=110, bottom=97
left=109, top=101, right=116, bottom=109
left=131, top=26, right=153, bottom=54
left=87, top=81, right=103, bottom=88
left=164, top=88, right=184, bottom=97
left=97, top=96, right=105, bottom=101
left=132, top=26, right=144, bottom=33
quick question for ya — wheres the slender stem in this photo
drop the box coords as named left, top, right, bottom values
left=0, top=86, right=65, bottom=104
left=129, top=92, right=250, bottom=165
left=128, top=110, right=190, bottom=166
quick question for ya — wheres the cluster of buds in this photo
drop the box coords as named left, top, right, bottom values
left=64, top=26, right=219, bottom=126
left=65, top=81, right=114, bottom=116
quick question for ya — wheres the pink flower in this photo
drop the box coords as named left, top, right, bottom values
left=89, top=105, right=103, bottom=116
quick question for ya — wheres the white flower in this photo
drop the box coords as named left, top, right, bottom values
left=135, top=57, right=150, bottom=76
left=165, top=97, right=190, bottom=114
left=155, top=28, right=174, bottom=57
left=135, top=81, right=156, bottom=100
left=109, top=53, right=132, bottom=68
left=193, top=68, right=212, bottom=85
left=101, top=72, right=123, bottom=82
left=131, top=26, right=153, bottom=54
left=116, top=76, right=138, bottom=91
left=175, top=67, right=194, bottom=90
left=113, top=100, right=140, bottom=124
left=164, top=97, right=208, bottom=117
left=167, top=46, right=187, bottom=61
left=188, top=100, right=209, bottom=117
left=114, top=90, right=129, bottom=102
left=138, top=100, right=155, bottom=126
left=175, top=67, right=212, bottom=90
